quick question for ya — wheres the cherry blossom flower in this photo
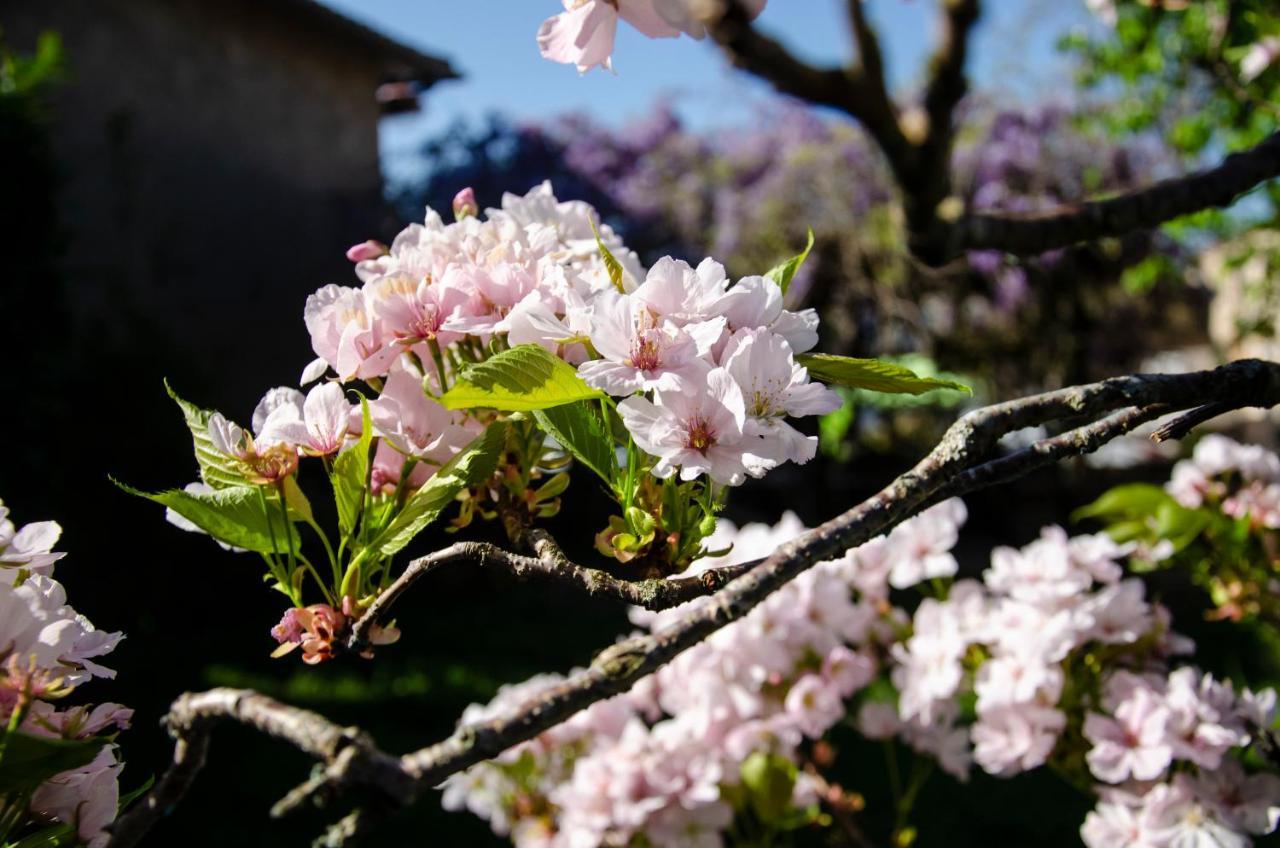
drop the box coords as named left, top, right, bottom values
left=883, top=498, right=967, bottom=589
left=1084, top=686, right=1174, bottom=783
left=618, top=367, right=759, bottom=485
left=29, top=745, right=122, bottom=848
left=971, top=704, right=1066, bottom=776
left=720, top=327, right=840, bottom=467
left=369, top=364, right=476, bottom=464
left=270, top=604, right=346, bottom=665
left=578, top=292, right=719, bottom=395
left=257, top=382, right=352, bottom=456
left=0, top=500, right=65, bottom=573
left=538, top=0, right=681, bottom=74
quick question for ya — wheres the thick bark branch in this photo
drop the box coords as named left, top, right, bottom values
left=943, top=131, right=1280, bottom=260
left=706, top=0, right=910, bottom=171
left=113, top=360, right=1280, bottom=847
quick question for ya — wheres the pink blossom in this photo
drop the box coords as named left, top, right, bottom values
left=369, top=364, right=476, bottom=463
left=365, top=270, right=470, bottom=348
left=270, top=604, right=346, bottom=665
left=1084, top=686, right=1174, bottom=783
left=0, top=500, right=65, bottom=574
left=985, top=525, right=1093, bottom=607
left=974, top=655, right=1064, bottom=712
left=452, top=187, right=479, bottom=220
left=711, top=274, right=819, bottom=353
left=258, top=382, right=352, bottom=456
left=619, top=367, right=761, bottom=485
left=578, top=292, right=717, bottom=396
left=720, top=328, right=840, bottom=467
left=783, top=673, right=845, bottom=738
left=29, top=745, right=122, bottom=847
left=884, top=499, right=966, bottom=589
left=631, top=256, right=727, bottom=326
left=344, top=240, right=387, bottom=263
left=303, top=284, right=397, bottom=380
left=971, top=704, right=1065, bottom=776
left=538, top=0, right=683, bottom=74
left=1191, top=757, right=1280, bottom=836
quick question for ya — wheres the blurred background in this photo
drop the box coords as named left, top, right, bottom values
left=1, top=0, right=1278, bottom=844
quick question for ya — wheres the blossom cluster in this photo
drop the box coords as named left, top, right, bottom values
left=0, top=499, right=129, bottom=848
left=442, top=508, right=892, bottom=847
left=538, top=0, right=767, bottom=74
left=1167, top=434, right=1280, bottom=530
left=443, top=488, right=1280, bottom=846
left=152, top=179, right=840, bottom=660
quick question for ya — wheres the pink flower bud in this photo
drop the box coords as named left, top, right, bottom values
left=345, top=240, right=388, bottom=263
left=452, top=187, right=479, bottom=220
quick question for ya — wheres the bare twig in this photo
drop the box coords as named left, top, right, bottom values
left=115, top=360, right=1280, bottom=847
left=347, top=541, right=751, bottom=651
left=1149, top=400, right=1238, bottom=443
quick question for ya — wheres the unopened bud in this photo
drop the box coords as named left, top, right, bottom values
left=345, top=240, right=388, bottom=263
left=452, top=187, right=479, bottom=220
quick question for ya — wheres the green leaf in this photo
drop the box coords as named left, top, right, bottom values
left=590, top=216, right=626, bottom=293
left=0, top=730, right=103, bottom=794
left=370, top=422, right=508, bottom=556
left=331, top=395, right=373, bottom=539
left=797, top=353, right=971, bottom=396
left=765, top=228, right=814, bottom=295
left=440, top=345, right=603, bottom=412
left=533, top=401, right=617, bottom=486
left=1071, top=483, right=1173, bottom=523
left=740, top=750, right=798, bottom=825
left=116, top=480, right=300, bottom=554
left=164, top=380, right=247, bottom=489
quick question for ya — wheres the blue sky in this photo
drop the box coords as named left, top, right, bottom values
left=317, top=1, right=1099, bottom=183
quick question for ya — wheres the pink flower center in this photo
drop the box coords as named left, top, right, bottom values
left=629, top=332, right=663, bottom=371
left=684, top=417, right=716, bottom=454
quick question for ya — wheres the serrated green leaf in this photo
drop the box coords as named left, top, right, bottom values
left=590, top=216, right=626, bottom=293
left=533, top=401, right=617, bottom=487
left=332, top=395, right=373, bottom=539
left=797, top=353, right=971, bottom=396
left=0, top=730, right=103, bottom=794
left=440, top=345, right=603, bottom=412
left=370, top=422, right=508, bottom=556
left=765, top=228, right=814, bottom=295
left=115, top=480, right=300, bottom=554
left=164, top=380, right=247, bottom=489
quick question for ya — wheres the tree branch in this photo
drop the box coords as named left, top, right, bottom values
left=705, top=0, right=911, bottom=171
left=114, top=360, right=1280, bottom=847
left=347, top=540, right=750, bottom=652
left=940, top=130, right=1280, bottom=260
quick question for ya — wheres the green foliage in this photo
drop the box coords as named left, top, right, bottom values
left=798, top=353, right=971, bottom=396
left=589, top=217, right=626, bottom=293
left=1064, top=0, right=1279, bottom=223
left=1073, top=482, right=1210, bottom=554
left=115, top=479, right=301, bottom=555
left=738, top=751, right=799, bottom=825
left=0, top=730, right=102, bottom=794
left=368, top=422, right=508, bottom=556
left=764, top=227, right=815, bottom=295
left=440, top=345, right=604, bottom=412
left=164, top=381, right=247, bottom=489
left=331, top=395, right=373, bottom=539
left=533, top=401, right=618, bottom=488
left=0, top=30, right=61, bottom=97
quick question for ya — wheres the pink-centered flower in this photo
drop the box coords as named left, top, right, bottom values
left=578, top=293, right=719, bottom=396
left=365, top=270, right=470, bottom=348
left=304, top=284, right=398, bottom=380
left=29, top=745, right=122, bottom=848
left=618, top=367, right=759, bottom=485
